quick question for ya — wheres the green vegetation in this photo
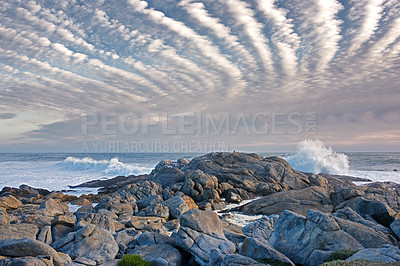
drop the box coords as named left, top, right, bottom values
left=321, top=259, right=400, bottom=266
left=117, top=254, right=151, bottom=266
left=255, top=258, right=292, bottom=266
left=324, top=250, right=358, bottom=263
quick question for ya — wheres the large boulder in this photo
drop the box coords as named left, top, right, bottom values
left=175, top=209, right=235, bottom=265
left=148, top=160, right=186, bottom=188
left=209, top=249, right=263, bottom=266
left=0, top=223, right=39, bottom=240
left=269, top=210, right=362, bottom=265
left=235, top=186, right=332, bottom=216
left=51, top=224, right=118, bottom=264
left=0, top=238, right=71, bottom=266
left=38, top=199, right=68, bottom=217
left=126, top=216, right=167, bottom=233
left=242, top=215, right=277, bottom=240
left=136, top=195, right=164, bottom=210
left=137, top=203, right=169, bottom=219
left=163, top=196, right=190, bottom=219
left=182, top=153, right=313, bottom=196
left=75, top=212, right=119, bottom=233
left=129, top=244, right=183, bottom=265
left=0, top=195, right=23, bottom=210
left=346, top=244, right=400, bottom=263
left=239, top=237, right=294, bottom=265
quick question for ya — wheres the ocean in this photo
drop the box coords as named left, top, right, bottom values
left=0, top=142, right=399, bottom=195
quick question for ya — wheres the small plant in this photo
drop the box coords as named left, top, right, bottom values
left=118, top=254, right=151, bottom=266
left=255, top=258, right=291, bottom=266
left=324, top=249, right=358, bottom=263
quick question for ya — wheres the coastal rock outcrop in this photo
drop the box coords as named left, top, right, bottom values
left=51, top=224, right=118, bottom=264
left=175, top=209, right=235, bottom=265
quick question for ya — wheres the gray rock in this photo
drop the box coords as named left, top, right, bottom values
left=356, top=198, right=397, bottom=227
left=148, top=160, right=186, bottom=188
left=0, top=256, right=49, bottom=266
left=0, top=238, right=71, bottom=266
left=0, top=208, right=9, bottom=225
left=114, top=228, right=140, bottom=254
left=129, top=244, right=183, bottom=266
left=137, top=203, right=169, bottom=219
left=390, top=218, right=400, bottom=239
left=136, top=195, right=164, bottom=210
left=110, top=203, right=134, bottom=215
left=235, top=186, right=332, bottom=216
left=208, top=249, right=263, bottom=266
left=76, top=212, right=118, bottom=233
left=126, top=216, right=167, bottom=234
left=163, top=196, right=190, bottom=219
left=51, top=215, right=76, bottom=227
left=183, top=153, right=313, bottom=196
left=37, top=226, right=52, bottom=245
left=239, top=237, right=295, bottom=265
left=242, top=215, right=278, bottom=240
left=52, top=224, right=73, bottom=242
left=346, top=245, right=400, bottom=262
left=52, top=224, right=118, bottom=264
left=136, top=231, right=176, bottom=247
left=0, top=223, right=39, bottom=240
left=0, top=195, right=23, bottom=210
left=38, top=199, right=68, bottom=217
left=269, top=210, right=363, bottom=265
left=175, top=209, right=235, bottom=265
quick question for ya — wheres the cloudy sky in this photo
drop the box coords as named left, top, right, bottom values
left=0, top=0, right=399, bottom=152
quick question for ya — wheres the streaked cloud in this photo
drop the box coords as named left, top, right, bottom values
left=0, top=0, right=399, bottom=151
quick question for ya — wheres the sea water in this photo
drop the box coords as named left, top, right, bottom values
left=0, top=141, right=399, bottom=194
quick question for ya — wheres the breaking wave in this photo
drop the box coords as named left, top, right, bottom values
left=285, top=140, right=350, bottom=175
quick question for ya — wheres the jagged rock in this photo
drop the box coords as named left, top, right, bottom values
left=38, top=199, right=68, bottom=217
left=0, top=256, right=49, bottom=265
left=163, top=219, right=180, bottom=233
left=346, top=244, right=400, bottom=263
left=70, top=197, right=91, bottom=206
left=137, top=203, right=169, bottom=220
left=129, top=244, right=183, bottom=265
left=225, top=190, right=242, bottom=203
left=175, top=209, right=235, bottom=265
left=269, top=210, right=362, bottom=265
left=112, top=181, right=163, bottom=203
left=126, top=216, right=167, bottom=233
left=135, top=232, right=176, bottom=247
left=0, top=195, right=23, bottom=210
left=21, top=214, right=52, bottom=229
left=239, top=237, right=295, bottom=266
left=38, top=226, right=52, bottom=245
left=52, top=224, right=73, bottom=242
left=52, top=215, right=76, bottom=227
left=163, top=196, right=190, bottom=219
left=0, top=223, right=39, bottom=240
left=0, top=238, right=71, bottom=266
left=75, top=256, right=97, bottom=265
left=390, top=219, right=400, bottom=239
left=334, top=207, right=390, bottom=234
left=182, top=170, right=219, bottom=200
left=114, top=228, right=140, bottom=254
left=209, top=249, right=263, bottom=266
left=110, top=203, right=134, bottom=215
left=0, top=208, right=9, bottom=225
left=52, top=224, right=118, bottom=264
left=242, top=215, right=278, bottom=240
left=223, top=223, right=246, bottom=244
left=183, top=153, right=313, bottom=196
left=136, top=195, right=164, bottom=210
left=148, top=160, right=186, bottom=188
left=269, top=209, right=396, bottom=266
left=355, top=198, right=397, bottom=227
left=75, top=212, right=119, bottom=233
left=235, top=186, right=332, bottom=216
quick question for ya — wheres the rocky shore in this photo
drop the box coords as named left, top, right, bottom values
left=1, top=152, right=400, bottom=265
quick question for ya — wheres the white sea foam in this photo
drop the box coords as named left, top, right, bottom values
left=285, top=139, right=350, bottom=175
left=59, top=156, right=152, bottom=176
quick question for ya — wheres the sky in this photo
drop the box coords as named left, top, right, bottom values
left=0, top=0, right=400, bottom=152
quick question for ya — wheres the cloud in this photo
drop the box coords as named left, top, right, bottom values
left=0, top=113, right=17, bottom=120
